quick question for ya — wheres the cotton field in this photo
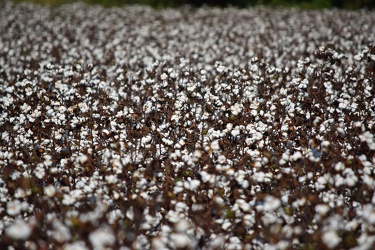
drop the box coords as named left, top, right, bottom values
left=0, top=1, right=375, bottom=249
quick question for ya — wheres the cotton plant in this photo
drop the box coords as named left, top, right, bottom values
left=1, top=1, right=375, bottom=249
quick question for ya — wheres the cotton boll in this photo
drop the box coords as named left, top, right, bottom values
left=237, top=199, right=250, bottom=212
left=210, top=140, right=220, bottom=151
left=321, top=141, right=330, bottom=148
left=199, top=171, right=212, bottom=183
left=193, top=150, right=202, bottom=158
left=89, top=226, right=115, bottom=250
left=315, top=204, right=330, bottom=216
left=191, top=204, right=205, bottom=212
left=209, top=235, right=225, bottom=249
left=184, top=179, right=200, bottom=191
left=6, top=219, right=32, bottom=240
left=219, top=219, right=231, bottom=231
left=322, top=230, right=341, bottom=249
left=171, top=233, right=196, bottom=249
left=44, top=185, right=56, bottom=197
left=241, top=180, right=249, bottom=189
left=263, top=196, right=281, bottom=212
left=290, top=151, right=303, bottom=161
left=345, top=175, right=358, bottom=187
left=52, top=220, right=72, bottom=243
left=359, top=131, right=375, bottom=150
left=230, top=103, right=243, bottom=116
left=231, top=128, right=240, bottom=137
left=214, top=196, right=225, bottom=206
left=174, top=182, right=184, bottom=194
left=7, top=199, right=22, bottom=216
left=175, top=220, right=190, bottom=233
left=226, top=123, right=233, bottom=131
left=315, top=176, right=327, bottom=191
left=64, top=241, right=89, bottom=250
left=226, top=168, right=235, bottom=176
left=279, top=158, right=287, bottom=165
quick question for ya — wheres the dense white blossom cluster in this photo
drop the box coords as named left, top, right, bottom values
left=0, top=1, right=375, bottom=249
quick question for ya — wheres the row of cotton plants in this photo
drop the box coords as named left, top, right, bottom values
left=0, top=1, right=375, bottom=249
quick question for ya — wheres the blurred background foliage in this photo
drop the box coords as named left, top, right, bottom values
left=11, top=0, right=375, bottom=9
